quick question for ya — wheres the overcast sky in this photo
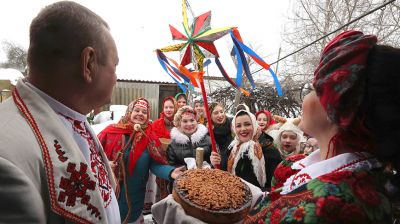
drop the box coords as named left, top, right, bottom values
left=0, top=0, right=291, bottom=82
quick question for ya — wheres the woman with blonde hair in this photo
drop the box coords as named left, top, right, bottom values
left=167, top=106, right=212, bottom=167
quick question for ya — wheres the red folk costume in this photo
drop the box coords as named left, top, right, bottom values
left=99, top=98, right=173, bottom=223
left=244, top=31, right=391, bottom=223
left=98, top=99, right=167, bottom=176
left=151, top=96, right=177, bottom=200
left=151, top=96, right=176, bottom=139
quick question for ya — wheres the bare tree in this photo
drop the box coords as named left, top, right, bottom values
left=210, top=76, right=303, bottom=118
left=0, top=41, right=28, bottom=75
left=281, top=0, right=400, bottom=79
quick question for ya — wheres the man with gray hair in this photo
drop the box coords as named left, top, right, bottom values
left=0, top=1, right=120, bottom=223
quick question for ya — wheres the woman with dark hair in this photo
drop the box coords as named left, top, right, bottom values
left=227, top=109, right=266, bottom=188
left=256, top=110, right=282, bottom=191
left=98, top=98, right=183, bottom=223
left=174, top=92, right=187, bottom=108
left=208, top=102, right=234, bottom=171
left=245, top=30, right=398, bottom=223
left=151, top=96, right=177, bottom=201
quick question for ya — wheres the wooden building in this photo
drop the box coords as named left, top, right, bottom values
left=109, top=79, right=180, bottom=120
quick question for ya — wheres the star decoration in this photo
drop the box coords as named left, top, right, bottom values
left=160, top=5, right=232, bottom=71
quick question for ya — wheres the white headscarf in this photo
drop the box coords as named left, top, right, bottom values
left=228, top=108, right=266, bottom=187
left=231, top=109, right=259, bottom=141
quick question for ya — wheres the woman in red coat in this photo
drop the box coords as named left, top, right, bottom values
left=152, top=96, right=176, bottom=139
left=151, top=96, right=177, bottom=200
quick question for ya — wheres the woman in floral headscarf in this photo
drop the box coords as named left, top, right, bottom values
left=98, top=98, right=184, bottom=223
left=245, top=31, right=397, bottom=223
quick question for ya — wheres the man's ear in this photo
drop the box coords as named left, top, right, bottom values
left=81, top=47, right=96, bottom=83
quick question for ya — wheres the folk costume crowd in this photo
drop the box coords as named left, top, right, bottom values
left=98, top=98, right=183, bottom=223
left=0, top=1, right=399, bottom=224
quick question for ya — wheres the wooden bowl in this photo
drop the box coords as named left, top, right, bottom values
left=173, top=170, right=252, bottom=224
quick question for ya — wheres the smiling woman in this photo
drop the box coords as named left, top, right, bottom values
left=227, top=108, right=266, bottom=189
left=97, top=97, right=184, bottom=223
left=167, top=106, right=212, bottom=167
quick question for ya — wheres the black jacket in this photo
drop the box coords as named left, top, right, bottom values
left=167, top=124, right=212, bottom=167
left=213, top=117, right=233, bottom=171
left=258, top=132, right=282, bottom=190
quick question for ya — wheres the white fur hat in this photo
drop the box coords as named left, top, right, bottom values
left=272, top=118, right=304, bottom=151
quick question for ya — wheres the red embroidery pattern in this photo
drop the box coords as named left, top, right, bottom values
left=58, top=163, right=96, bottom=206
left=290, top=173, right=312, bottom=190
left=12, top=89, right=100, bottom=224
left=61, top=115, right=112, bottom=208
left=54, top=140, right=68, bottom=162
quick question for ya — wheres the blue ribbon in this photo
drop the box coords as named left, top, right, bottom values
left=231, top=32, right=256, bottom=89
left=230, top=32, right=283, bottom=96
left=156, top=50, right=187, bottom=92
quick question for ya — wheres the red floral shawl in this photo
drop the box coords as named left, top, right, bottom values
left=98, top=98, right=168, bottom=176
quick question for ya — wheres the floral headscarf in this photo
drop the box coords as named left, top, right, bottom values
left=313, top=30, right=377, bottom=129
left=114, top=98, right=150, bottom=131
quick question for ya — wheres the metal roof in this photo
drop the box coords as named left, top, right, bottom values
left=117, top=78, right=176, bottom=84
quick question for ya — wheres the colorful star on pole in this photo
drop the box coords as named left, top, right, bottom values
left=159, top=1, right=232, bottom=71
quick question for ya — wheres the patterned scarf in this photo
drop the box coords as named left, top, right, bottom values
left=313, top=30, right=377, bottom=129
left=117, top=98, right=165, bottom=175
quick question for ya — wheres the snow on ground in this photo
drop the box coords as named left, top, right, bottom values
left=91, top=105, right=127, bottom=134
left=0, top=68, right=24, bottom=85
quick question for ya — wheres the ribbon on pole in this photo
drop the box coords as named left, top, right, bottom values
left=156, top=50, right=187, bottom=92
left=215, top=58, right=250, bottom=96
left=230, top=28, right=283, bottom=96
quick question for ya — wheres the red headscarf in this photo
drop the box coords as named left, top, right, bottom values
left=160, top=96, right=176, bottom=121
left=152, top=96, right=176, bottom=139
left=313, top=30, right=377, bottom=129
left=99, top=98, right=167, bottom=176
left=255, top=110, right=276, bottom=131
left=313, top=30, right=378, bottom=156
